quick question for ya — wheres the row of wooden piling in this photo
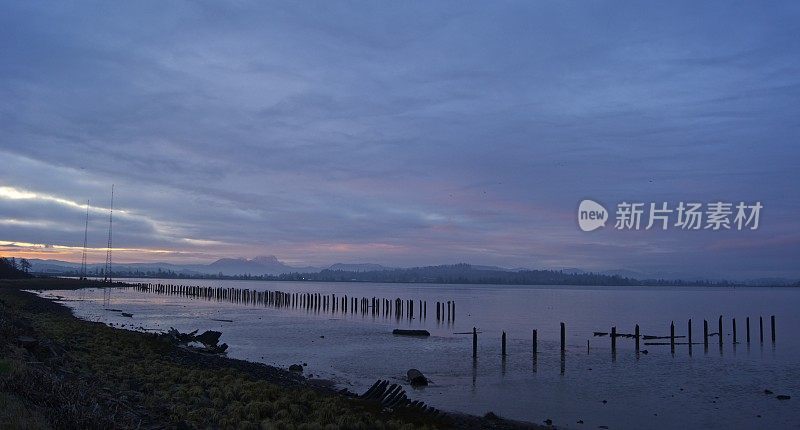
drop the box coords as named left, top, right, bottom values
left=472, top=325, right=565, bottom=356
left=471, top=315, right=777, bottom=368
left=129, top=283, right=456, bottom=322
left=472, top=324, right=566, bottom=373
left=601, top=315, right=776, bottom=356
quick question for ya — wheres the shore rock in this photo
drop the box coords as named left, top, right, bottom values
left=196, top=330, right=222, bottom=345
left=407, top=368, right=428, bottom=386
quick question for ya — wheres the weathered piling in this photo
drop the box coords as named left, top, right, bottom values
left=746, top=317, right=750, bottom=343
left=670, top=321, right=675, bottom=352
left=771, top=315, right=776, bottom=344
left=532, top=329, right=538, bottom=357
left=760, top=316, right=764, bottom=343
left=688, top=319, right=692, bottom=345
left=472, top=327, right=478, bottom=359
left=718, top=315, right=723, bottom=347
left=733, top=318, right=737, bottom=344
left=611, top=326, right=616, bottom=352
left=635, top=324, right=640, bottom=353
left=501, top=331, right=507, bottom=357
left=703, top=319, right=709, bottom=348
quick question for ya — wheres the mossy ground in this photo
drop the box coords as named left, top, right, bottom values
left=0, top=279, right=540, bottom=429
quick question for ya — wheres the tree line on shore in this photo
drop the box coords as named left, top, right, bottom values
left=0, top=257, right=32, bottom=279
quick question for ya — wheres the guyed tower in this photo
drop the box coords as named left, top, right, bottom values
left=103, top=185, right=114, bottom=305
left=80, top=200, right=88, bottom=280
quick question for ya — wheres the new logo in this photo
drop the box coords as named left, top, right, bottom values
left=578, top=199, right=608, bottom=232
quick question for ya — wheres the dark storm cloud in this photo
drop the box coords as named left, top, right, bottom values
left=1, top=1, right=798, bottom=278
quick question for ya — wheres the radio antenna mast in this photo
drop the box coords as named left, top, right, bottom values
left=80, top=200, right=89, bottom=280
left=103, top=185, right=114, bottom=283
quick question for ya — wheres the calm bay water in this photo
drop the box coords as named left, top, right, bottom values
left=40, top=279, right=800, bottom=429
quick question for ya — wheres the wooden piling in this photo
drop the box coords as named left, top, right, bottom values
left=560, top=322, right=565, bottom=352
left=746, top=317, right=750, bottom=343
left=611, top=326, right=616, bottom=351
left=703, top=319, right=709, bottom=348
left=635, top=324, right=640, bottom=352
left=732, top=318, right=737, bottom=344
left=688, top=319, right=692, bottom=345
left=501, top=331, right=507, bottom=357
left=472, top=327, right=478, bottom=359
left=759, top=316, right=763, bottom=343
left=718, top=315, right=723, bottom=346
left=532, top=329, right=538, bottom=357
left=771, top=315, right=776, bottom=344
left=670, top=321, right=675, bottom=351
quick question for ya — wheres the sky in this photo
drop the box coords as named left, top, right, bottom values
left=1, top=1, right=799, bottom=280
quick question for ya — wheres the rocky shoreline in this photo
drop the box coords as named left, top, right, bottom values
left=0, top=278, right=543, bottom=429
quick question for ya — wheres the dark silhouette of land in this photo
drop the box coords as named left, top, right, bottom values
left=97, top=263, right=747, bottom=287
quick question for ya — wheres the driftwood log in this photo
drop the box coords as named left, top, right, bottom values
left=392, top=329, right=430, bottom=337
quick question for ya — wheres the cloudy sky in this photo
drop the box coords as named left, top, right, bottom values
left=1, top=1, right=798, bottom=279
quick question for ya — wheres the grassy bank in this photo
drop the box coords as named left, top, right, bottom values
left=0, top=278, right=540, bottom=429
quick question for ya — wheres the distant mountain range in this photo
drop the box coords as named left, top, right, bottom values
left=24, top=256, right=799, bottom=287
left=27, top=256, right=394, bottom=277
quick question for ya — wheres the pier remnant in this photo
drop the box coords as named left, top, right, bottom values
left=472, top=327, right=478, bottom=359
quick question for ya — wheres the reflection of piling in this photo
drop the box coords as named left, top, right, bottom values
left=560, top=323, right=565, bottom=375
left=501, top=331, right=507, bottom=357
